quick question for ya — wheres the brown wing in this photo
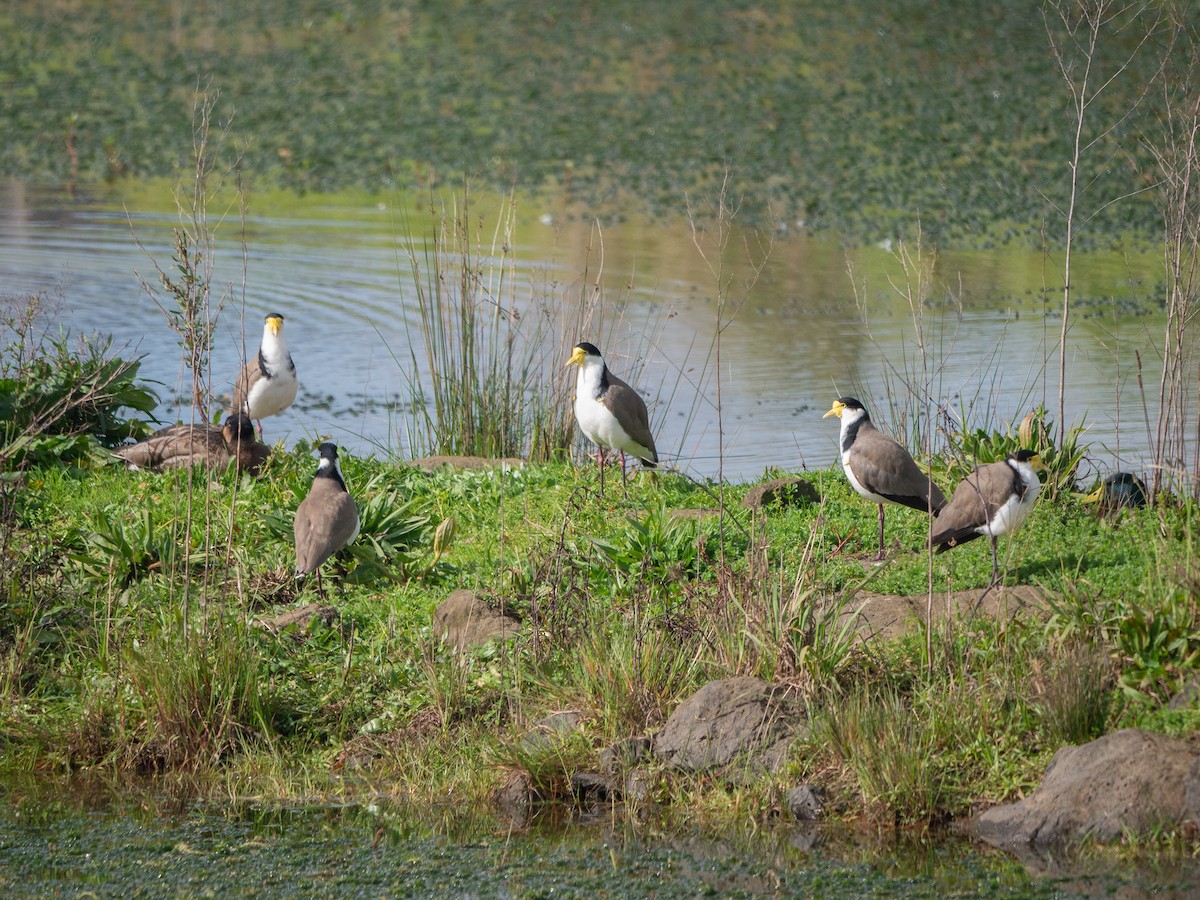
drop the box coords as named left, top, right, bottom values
left=294, top=482, right=359, bottom=574
left=231, top=357, right=261, bottom=415
left=929, top=461, right=1012, bottom=548
left=851, top=424, right=946, bottom=512
left=113, top=424, right=228, bottom=471
left=604, top=373, right=658, bottom=463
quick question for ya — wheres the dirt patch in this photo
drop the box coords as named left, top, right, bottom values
left=410, top=455, right=525, bottom=471
left=838, top=585, right=1047, bottom=642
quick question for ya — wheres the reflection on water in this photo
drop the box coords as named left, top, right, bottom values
left=3, top=779, right=1192, bottom=898
left=0, top=179, right=1173, bottom=483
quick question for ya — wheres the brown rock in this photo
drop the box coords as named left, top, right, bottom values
left=433, top=589, right=520, bottom=651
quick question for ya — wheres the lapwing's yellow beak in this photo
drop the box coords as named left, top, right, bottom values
left=266, top=315, right=283, bottom=336
left=1081, top=483, right=1103, bottom=504
left=565, top=347, right=586, bottom=368
left=823, top=400, right=845, bottom=419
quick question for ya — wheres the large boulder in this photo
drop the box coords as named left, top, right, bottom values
left=970, top=728, right=1200, bottom=851
left=433, top=589, right=520, bottom=651
left=654, top=676, right=805, bottom=774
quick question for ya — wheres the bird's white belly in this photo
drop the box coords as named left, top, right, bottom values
left=247, top=370, right=297, bottom=419
left=983, top=486, right=1038, bottom=537
left=575, top=395, right=633, bottom=453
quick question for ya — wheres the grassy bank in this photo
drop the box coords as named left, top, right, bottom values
left=3, top=433, right=1198, bottom=831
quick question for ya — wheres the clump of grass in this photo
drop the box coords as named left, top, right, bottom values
left=1033, top=640, right=1114, bottom=744
left=401, top=191, right=577, bottom=461
left=123, top=613, right=272, bottom=772
left=820, top=687, right=951, bottom=826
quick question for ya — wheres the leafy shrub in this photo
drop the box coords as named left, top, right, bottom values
left=945, top=405, right=1086, bottom=500
left=1, top=293, right=156, bottom=470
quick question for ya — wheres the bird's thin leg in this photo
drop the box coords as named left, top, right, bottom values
left=255, top=419, right=265, bottom=440
left=989, top=536, right=1001, bottom=587
left=597, top=447, right=605, bottom=495
left=620, top=451, right=629, bottom=497
left=874, top=504, right=887, bottom=561
left=315, top=567, right=326, bottom=601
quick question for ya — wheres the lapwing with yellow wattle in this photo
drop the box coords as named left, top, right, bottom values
left=824, top=396, right=947, bottom=560
left=1082, top=471, right=1148, bottom=513
left=929, top=449, right=1043, bottom=587
left=113, top=413, right=270, bottom=476
left=232, top=313, right=297, bottom=438
left=566, top=341, right=658, bottom=493
left=294, top=442, right=360, bottom=598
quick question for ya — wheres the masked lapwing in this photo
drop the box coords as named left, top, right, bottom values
left=232, top=313, right=297, bottom=437
left=294, top=442, right=360, bottom=598
left=566, top=341, right=658, bottom=493
left=824, top=397, right=946, bottom=560
left=1082, top=471, right=1147, bottom=512
left=929, top=449, right=1043, bottom=586
left=113, top=413, right=270, bottom=476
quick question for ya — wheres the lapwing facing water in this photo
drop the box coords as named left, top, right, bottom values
left=294, top=442, right=360, bottom=598
left=929, top=449, right=1043, bottom=586
left=232, top=313, right=297, bottom=437
left=566, top=341, right=658, bottom=493
left=824, top=397, right=946, bottom=560
left=113, top=413, right=270, bottom=476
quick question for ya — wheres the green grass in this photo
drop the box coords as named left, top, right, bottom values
left=3, top=438, right=1198, bottom=835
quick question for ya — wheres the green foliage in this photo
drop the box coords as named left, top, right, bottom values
left=588, top=501, right=708, bottom=601
left=345, top=473, right=432, bottom=583
left=67, top=504, right=198, bottom=588
left=820, top=687, right=953, bottom=825
left=945, top=405, right=1086, bottom=500
left=123, top=614, right=273, bottom=769
left=0, top=329, right=156, bottom=470
left=1033, top=641, right=1114, bottom=744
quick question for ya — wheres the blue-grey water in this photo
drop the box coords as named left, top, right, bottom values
left=0, top=179, right=1175, bottom=484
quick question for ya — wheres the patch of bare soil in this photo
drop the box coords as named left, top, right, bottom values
left=410, top=455, right=525, bottom=471
left=837, top=585, right=1048, bottom=642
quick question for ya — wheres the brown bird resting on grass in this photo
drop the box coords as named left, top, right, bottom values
left=232, top=312, right=297, bottom=438
left=112, top=413, right=270, bottom=476
left=565, top=341, right=659, bottom=494
left=824, top=396, right=947, bottom=560
left=294, top=442, right=360, bottom=599
left=929, top=449, right=1043, bottom=588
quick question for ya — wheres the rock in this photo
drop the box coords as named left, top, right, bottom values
left=624, top=767, right=655, bottom=808
left=256, top=602, right=339, bottom=635
left=741, top=477, right=819, bottom=511
left=517, top=711, right=584, bottom=755
left=433, top=589, right=520, bottom=651
left=786, top=784, right=826, bottom=821
left=970, top=729, right=1199, bottom=851
left=1168, top=674, right=1200, bottom=710
left=494, top=769, right=535, bottom=826
left=571, top=773, right=617, bottom=805
left=653, top=677, right=805, bottom=774
left=411, top=455, right=524, bottom=472
left=600, top=737, right=653, bottom=776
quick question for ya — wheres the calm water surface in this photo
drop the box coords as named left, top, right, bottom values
left=0, top=179, right=1168, bottom=483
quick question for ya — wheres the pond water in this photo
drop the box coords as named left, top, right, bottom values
left=0, top=179, right=1171, bottom=484
left=1, top=783, right=1195, bottom=898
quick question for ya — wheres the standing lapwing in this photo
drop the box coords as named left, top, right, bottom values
left=929, top=449, right=1043, bottom=586
left=113, top=413, right=270, bottom=476
left=232, top=313, right=297, bottom=438
left=294, top=442, right=360, bottom=598
left=824, top=397, right=946, bottom=560
left=566, top=341, right=658, bottom=493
